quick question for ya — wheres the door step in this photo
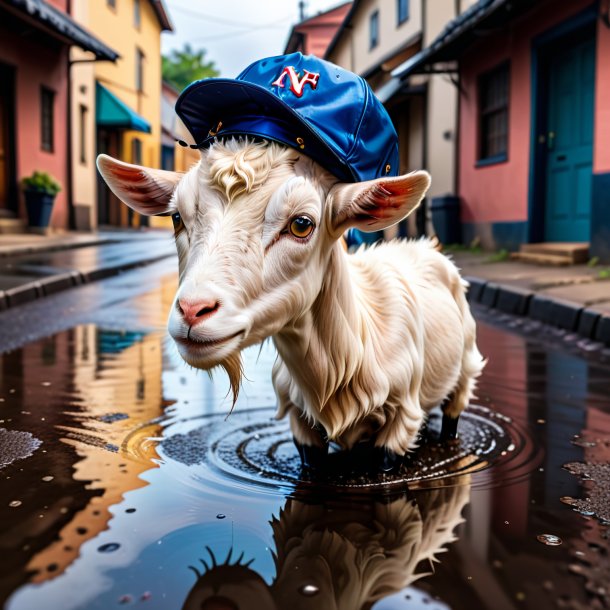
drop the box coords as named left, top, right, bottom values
left=511, top=242, right=589, bottom=265
left=0, top=217, right=26, bottom=234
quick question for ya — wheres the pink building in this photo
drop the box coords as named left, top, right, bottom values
left=283, top=2, right=352, bottom=57
left=0, top=0, right=117, bottom=231
left=394, top=0, right=610, bottom=261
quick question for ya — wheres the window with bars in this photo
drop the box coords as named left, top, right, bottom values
left=40, top=87, right=54, bottom=152
left=397, top=0, right=409, bottom=25
left=370, top=10, right=379, bottom=49
left=479, top=63, right=509, bottom=161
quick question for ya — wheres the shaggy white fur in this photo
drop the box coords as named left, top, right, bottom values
left=97, top=139, right=485, bottom=454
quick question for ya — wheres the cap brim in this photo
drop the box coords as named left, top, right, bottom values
left=175, top=79, right=356, bottom=182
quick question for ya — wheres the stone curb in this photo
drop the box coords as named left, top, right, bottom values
left=0, top=252, right=174, bottom=311
left=464, top=275, right=610, bottom=347
left=0, top=237, right=122, bottom=258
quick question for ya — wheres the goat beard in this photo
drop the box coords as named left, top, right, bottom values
left=219, top=351, right=244, bottom=416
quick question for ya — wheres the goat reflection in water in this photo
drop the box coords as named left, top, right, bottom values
left=181, top=482, right=470, bottom=610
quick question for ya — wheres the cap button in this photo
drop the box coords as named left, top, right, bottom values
left=208, top=121, right=223, bottom=137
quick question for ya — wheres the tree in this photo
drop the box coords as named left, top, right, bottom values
left=162, top=44, right=219, bottom=91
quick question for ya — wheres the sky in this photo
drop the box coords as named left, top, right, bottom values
left=161, top=0, right=347, bottom=77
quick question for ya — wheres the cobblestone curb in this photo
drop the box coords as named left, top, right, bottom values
left=464, top=276, right=610, bottom=346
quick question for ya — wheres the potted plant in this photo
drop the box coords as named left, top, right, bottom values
left=21, top=171, right=61, bottom=228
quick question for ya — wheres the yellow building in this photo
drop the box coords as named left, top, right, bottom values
left=71, top=0, right=172, bottom=229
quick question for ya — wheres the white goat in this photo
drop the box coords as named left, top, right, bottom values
left=97, top=139, right=485, bottom=468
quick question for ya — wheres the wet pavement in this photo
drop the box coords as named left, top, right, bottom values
left=0, top=260, right=609, bottom=610
left=0, top=232, right=175, bottom=309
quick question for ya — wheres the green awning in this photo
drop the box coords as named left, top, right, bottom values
left=96, top=83, right=151, bottom=133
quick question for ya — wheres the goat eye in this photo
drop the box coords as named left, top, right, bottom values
left=289, top=216, right=314, bottom=239
left=171, top=212, right=183, bottom=231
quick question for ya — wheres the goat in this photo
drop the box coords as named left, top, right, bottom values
left=97, top=138, right=485, bottom=470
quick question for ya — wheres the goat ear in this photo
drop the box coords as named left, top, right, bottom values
left=328, top=171, right=431, bottom=235
left=96, top=154, right=182, bottom=216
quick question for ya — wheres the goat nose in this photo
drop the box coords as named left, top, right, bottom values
left=178, top=298, right=220, bottom=326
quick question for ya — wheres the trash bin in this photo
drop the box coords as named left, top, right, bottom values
left=430, top=195, right=461, bottom=245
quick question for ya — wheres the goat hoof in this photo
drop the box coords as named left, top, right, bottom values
left=376, top=447, right=402, bottom=474
left=440, top=413, right=460, bottom=441
left=294, top=440, right=328, bottom=472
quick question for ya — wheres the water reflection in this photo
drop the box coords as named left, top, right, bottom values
left=182, top=484, right=470, bottom=610
left=0, top=317, right=167, bottom=604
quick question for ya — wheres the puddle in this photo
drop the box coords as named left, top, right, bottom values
left=0, top=276, right=609, bottom=609
left=158, top=404, right=536, bottom=492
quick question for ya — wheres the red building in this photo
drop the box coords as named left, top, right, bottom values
left=394, top=0, right=610, bottom=261
left=0, top=0, right=117, bottom=231
left=283, top=2, right=352, bottom=57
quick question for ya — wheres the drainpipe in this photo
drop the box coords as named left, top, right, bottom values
left=66, top=50, right=75, bottom=230
left=66, top=0, right=75, bottom=230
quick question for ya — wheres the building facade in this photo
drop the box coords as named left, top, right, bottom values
left=161, top=80, right=199, bottom=175
left=324, top=0, right=477, bottom=238
left=283, top=2, right=351, bottom=57
left=0, top=0, right=117, bottom=232
left=400, top=0, right=610, bottom=259
left=71, top=0, right=172, bottom=229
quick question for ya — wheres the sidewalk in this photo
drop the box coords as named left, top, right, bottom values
left=1, top=232, right=609, bottom=346
left=0, top=230, right=176, bottom=310
left=452, top=251, right=610, bottom=346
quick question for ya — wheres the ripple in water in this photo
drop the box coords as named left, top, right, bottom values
left=157, top=405, right=539, bottom=491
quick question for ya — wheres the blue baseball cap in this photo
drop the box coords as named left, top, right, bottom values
left=175, top=52, right=399, bottom=183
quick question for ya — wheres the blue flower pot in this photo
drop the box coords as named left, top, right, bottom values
left=24, top=190, right=56, bottom=228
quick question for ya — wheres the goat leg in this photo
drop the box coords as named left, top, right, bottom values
left=440, top=413, right=460, bottom=441
left=294, top=439, right=329, bottom=471
left=291, top=414, right=329, bottom=471
left=374, top=446, right=402, bottom=474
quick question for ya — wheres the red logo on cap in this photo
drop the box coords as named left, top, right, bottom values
left=271, top=66, right=319, bottom=97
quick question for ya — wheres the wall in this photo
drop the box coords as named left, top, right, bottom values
left=0, top=25, right=69, bottom=229
left=89, top=0, right=164, bottom=228
left=591, top=10, right=610, bottom=258
left=70, top=0, right=97, bottom=230
left=426, top=74, right=457, bottom=199
left=458, top=0, right=598, bottom=249
left=593, top=13, right=610, bottom=173
left=424, top=0, right=455, bottom=45
left=327, top=0, right=422, bottom=75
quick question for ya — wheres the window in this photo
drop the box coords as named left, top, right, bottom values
left=397, top=0, right=409, bottom=25
left=479, top=63, right=509, bottom=161
left=136, top=48, right=145, bottom=92
left=370, top=10, right=379, bottom=49
left=79, top=104, right=87, bottom=164
left=134, top=0, right=141, bottom=28
left=40, top=87, right=54, bottom=152
left=131, top=138, right=142, bottom=164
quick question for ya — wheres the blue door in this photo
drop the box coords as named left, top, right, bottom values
left=544, top=38, right=594, bottom=242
